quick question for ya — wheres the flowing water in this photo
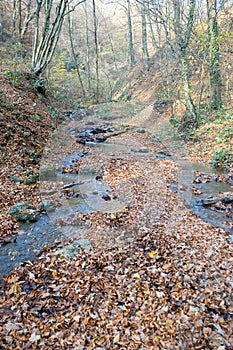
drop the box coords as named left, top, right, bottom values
left=0, top=126, right=232, bottom=278
left=176, top=160, right=233, bottom=236
left=0, top=143, right=131, bottom=278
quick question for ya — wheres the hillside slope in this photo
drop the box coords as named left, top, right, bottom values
left=0, top=72, right=55, bottom=241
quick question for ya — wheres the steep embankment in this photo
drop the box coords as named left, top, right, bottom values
left=0, top=72, right=55, bottom=241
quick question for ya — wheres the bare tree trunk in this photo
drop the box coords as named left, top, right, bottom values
left=32, top=0, right=68, bottom=76
left=106, top=29, right=118, bottom=71
left=67, top=11, right=86, bottom=98
left=17, top=0, right=22, bottom=42
left=173, top=0, right=198, bottom=127
left=197, top=63, right=205, bottom=114
left=12, top=0, right=22, bottom=43
left=13, top=0, right=17, bottom=41
left=0, top=1, right=3, bottom=42
left=207, top=0, right=221, bottom=109
left=180, top=49, right=197, bottom=126
left=141, top=2, right=150, bottom=71
left=126, top=0, right=136, bottom=68
left=21, top=0, right=34, bottom=41
left=84, top=2, right=91, bottom=91
left=92, top=0, right=99, bottom=102
left=147, top=10, right=157, bottom=53
left=32, top=0, right=43, bottom=70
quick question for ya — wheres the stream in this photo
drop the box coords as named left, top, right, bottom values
left=0, top=118, right=232, bottom=279
left=175, top=159, right=233, bottom=234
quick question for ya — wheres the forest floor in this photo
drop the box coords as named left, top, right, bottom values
left=0, top=74, right=233, bottom=349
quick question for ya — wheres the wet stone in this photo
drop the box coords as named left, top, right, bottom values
left=39, top=200, right=55, bottom=212
left=138, top=147, right=149, bottom=153
left=10, top=176, right=24, bottom=183
left=136, top=128, right=145, bottom=134
left=102, top=194, right=111, bottom=201
left=9, top=202, right=40, bottom=222
left=80, top=168, right=96, bottom=175
left=24, top=174, right=39, bottom=185
left=54, top=238, right=91, bottom=258
left=169, top=185, right=178, bottom=193
left=39, top=165, right=57, bottom=181
left=62, top=151, right=86, bottom=168
left=156, top=150, right=172, bottom=159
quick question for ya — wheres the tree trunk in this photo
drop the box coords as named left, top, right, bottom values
left=180, top=49, right=198, bottom=126
left=17, top=0, right=22, bottom=43
left=21, top=0, right=34, bottom=41
left=141, top=2, right=150, bottom=71
left=0, top=1, right=3, bottom=42
left=32, top=0, right=68, bottom=76
left=207, top=0, right=221, bottom=109
left=147, top=10, right=157, bottom=53
left=83, top=2, right=91, bottom=91
left=13, top=0, right=17, bottom=41
left=126, top=0, right=136, bottom=68
left=92, top=0, right=99, bottom=102
left=173, top=0, right=198, bottom=127
left=67, top=11, right=86, bottom=98
left=32, top=0, right=43, bottom=71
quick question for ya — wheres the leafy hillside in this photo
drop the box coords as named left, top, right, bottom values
left=0, top=72, right=55, bottom=241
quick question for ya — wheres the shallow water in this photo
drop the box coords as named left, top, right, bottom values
left=176, top=160, right=233, bottom=235
left=0, top=139, right=232, bottom=278
left=0, top=216, right=61, bottom=277
left=0, top=146, right=129, bottom=278
left=85, top=142, right=130, bottom=153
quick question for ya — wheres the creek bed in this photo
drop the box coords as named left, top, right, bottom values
left=175, top=160, right=233, bottom=237
left=1, top=131, right=232, bottom=279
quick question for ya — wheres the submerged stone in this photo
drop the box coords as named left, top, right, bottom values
left=138, top=147, right=149, bottom=153
left=39, top=165, right=57, bottom=181
left=39, top=200, right=55, bottom=212
left=54, top=238, right=91, bottom=258
left=80, top=168, right=96, bottom=175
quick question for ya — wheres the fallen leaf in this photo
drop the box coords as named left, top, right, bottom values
left=148, top=250, right=159, bottom=258
left=9, top=284, right=21, bottom=296
left=113, top=333, right=120, bottom=344
left=29, top=332, right=41, bottom=342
